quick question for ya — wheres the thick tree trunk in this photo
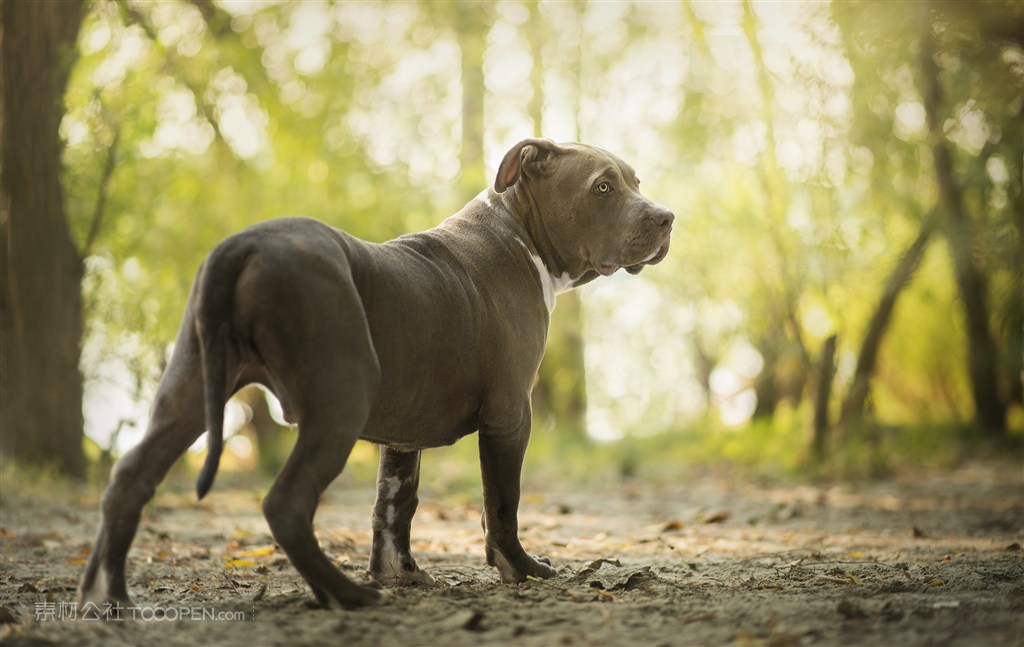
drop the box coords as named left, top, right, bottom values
left=918, top=7, right=1007, bottom=434
left=1, top=0, right=87, bottom=477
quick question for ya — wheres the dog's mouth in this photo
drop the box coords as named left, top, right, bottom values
left=624, top=241, right=670, bottom=275
left=595, top=240, right=670, bottom=277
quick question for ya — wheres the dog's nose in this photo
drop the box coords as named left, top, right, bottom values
left=647, top=207, right=674, bottom=229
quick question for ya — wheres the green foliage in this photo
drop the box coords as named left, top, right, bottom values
left=59, top=0, right=1022, bottom=471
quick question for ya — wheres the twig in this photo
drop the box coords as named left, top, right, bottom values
left=82, top=127, right=120, bottom=257
left=221, top=572, right=240, bottom=593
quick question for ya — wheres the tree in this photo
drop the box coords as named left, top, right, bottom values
left=832, top=0, right=1020, bottom=435
left=839, top=213, right=938, bottom=430
left=917, top=2, right=1007, bottom=433
left=454, top=2, right=488, bottom=202
left=527, top=1, right=588, bottom=439
left=1, top=0, right=88, bottom=477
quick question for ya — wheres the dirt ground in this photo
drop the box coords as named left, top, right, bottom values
left=1, top=460, right=1022, bottom=647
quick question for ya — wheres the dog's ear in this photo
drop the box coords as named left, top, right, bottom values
left=494, top=139, right=563, bottom=193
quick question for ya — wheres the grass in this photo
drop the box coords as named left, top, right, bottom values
left=6, top=412, right=1020, bottom=506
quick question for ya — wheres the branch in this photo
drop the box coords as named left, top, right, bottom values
left=185, top=0, right=233, bottom=38
left=82, top=127, right=120, bottom=257
left=117, top=0, right=227, bottom=148
left=838, top=211, right=938, bottom=427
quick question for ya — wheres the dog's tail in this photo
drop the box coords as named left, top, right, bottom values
left=194, top=236, right=254, bottom=501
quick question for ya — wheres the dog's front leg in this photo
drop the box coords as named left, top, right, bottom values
left=369, top=447, right=434, bottom=586
left=478, top=408, right=557, bottom=584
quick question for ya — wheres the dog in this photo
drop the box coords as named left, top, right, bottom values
left=78, top=138, right=674, bottom=610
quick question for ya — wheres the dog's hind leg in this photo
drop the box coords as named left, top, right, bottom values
left=257, top=266, right=384, bottom=609
left=262, top=404, right=384, bottom=608
left=78, top=302, right=208, bottom=609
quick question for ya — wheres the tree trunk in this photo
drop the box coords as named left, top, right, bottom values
left=1, top=0, right=87, bottom=477
left=526, top=3, right=588, bottom=439
left=811, top=335, right=837, bottom=462
left=455, top=4, right=487, bottom=203
left=918, top=6, right=1007, bottom=434
left=752, top=333, right=780, bottom=420
left=533, top=291, right=588, bottom=439
left=839, top=213, right=936, bottom=428
left=235, top=386, right=292, bottom=477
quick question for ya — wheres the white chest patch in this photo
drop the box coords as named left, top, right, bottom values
left=517, top=239, right=576, bottom=313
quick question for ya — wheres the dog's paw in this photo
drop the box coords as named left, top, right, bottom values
left=487, top=545, right=557, bottom=583
left=320, top=583, right=391, bottom=610
left=373, top=567, right=436, bottom=588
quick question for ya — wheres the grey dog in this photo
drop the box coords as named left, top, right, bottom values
left=78, top=139, right=674, bottom=610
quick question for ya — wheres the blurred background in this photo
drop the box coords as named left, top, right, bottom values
left=3, top=0, right=1021, bottom=488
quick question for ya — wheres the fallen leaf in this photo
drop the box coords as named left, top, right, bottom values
left=583, top=558, right=622, bottom=570
left=703, top=510, right=730, bottom=524
left=925, top=577, right=945, bottom=586
left=593, top=588, right=616, bottom=602
left=225, top=559, right=258, bottom=569
left=238, top=545, right=276, bottom=558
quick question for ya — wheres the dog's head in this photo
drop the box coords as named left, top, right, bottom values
left=494, top=139, right=674, bottom=283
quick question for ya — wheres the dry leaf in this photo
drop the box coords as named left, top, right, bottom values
left=593, top=588, right=616, bottom=602
left=661, top=520, right=685, bottom=532
left=703, top=510, right=730, bottom=524
left=239, top=545, right=276, bottom=558
left=225, top=559, right=258, bottom=569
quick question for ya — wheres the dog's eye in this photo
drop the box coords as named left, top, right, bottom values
left=596, top=181, right=612, bottom=195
